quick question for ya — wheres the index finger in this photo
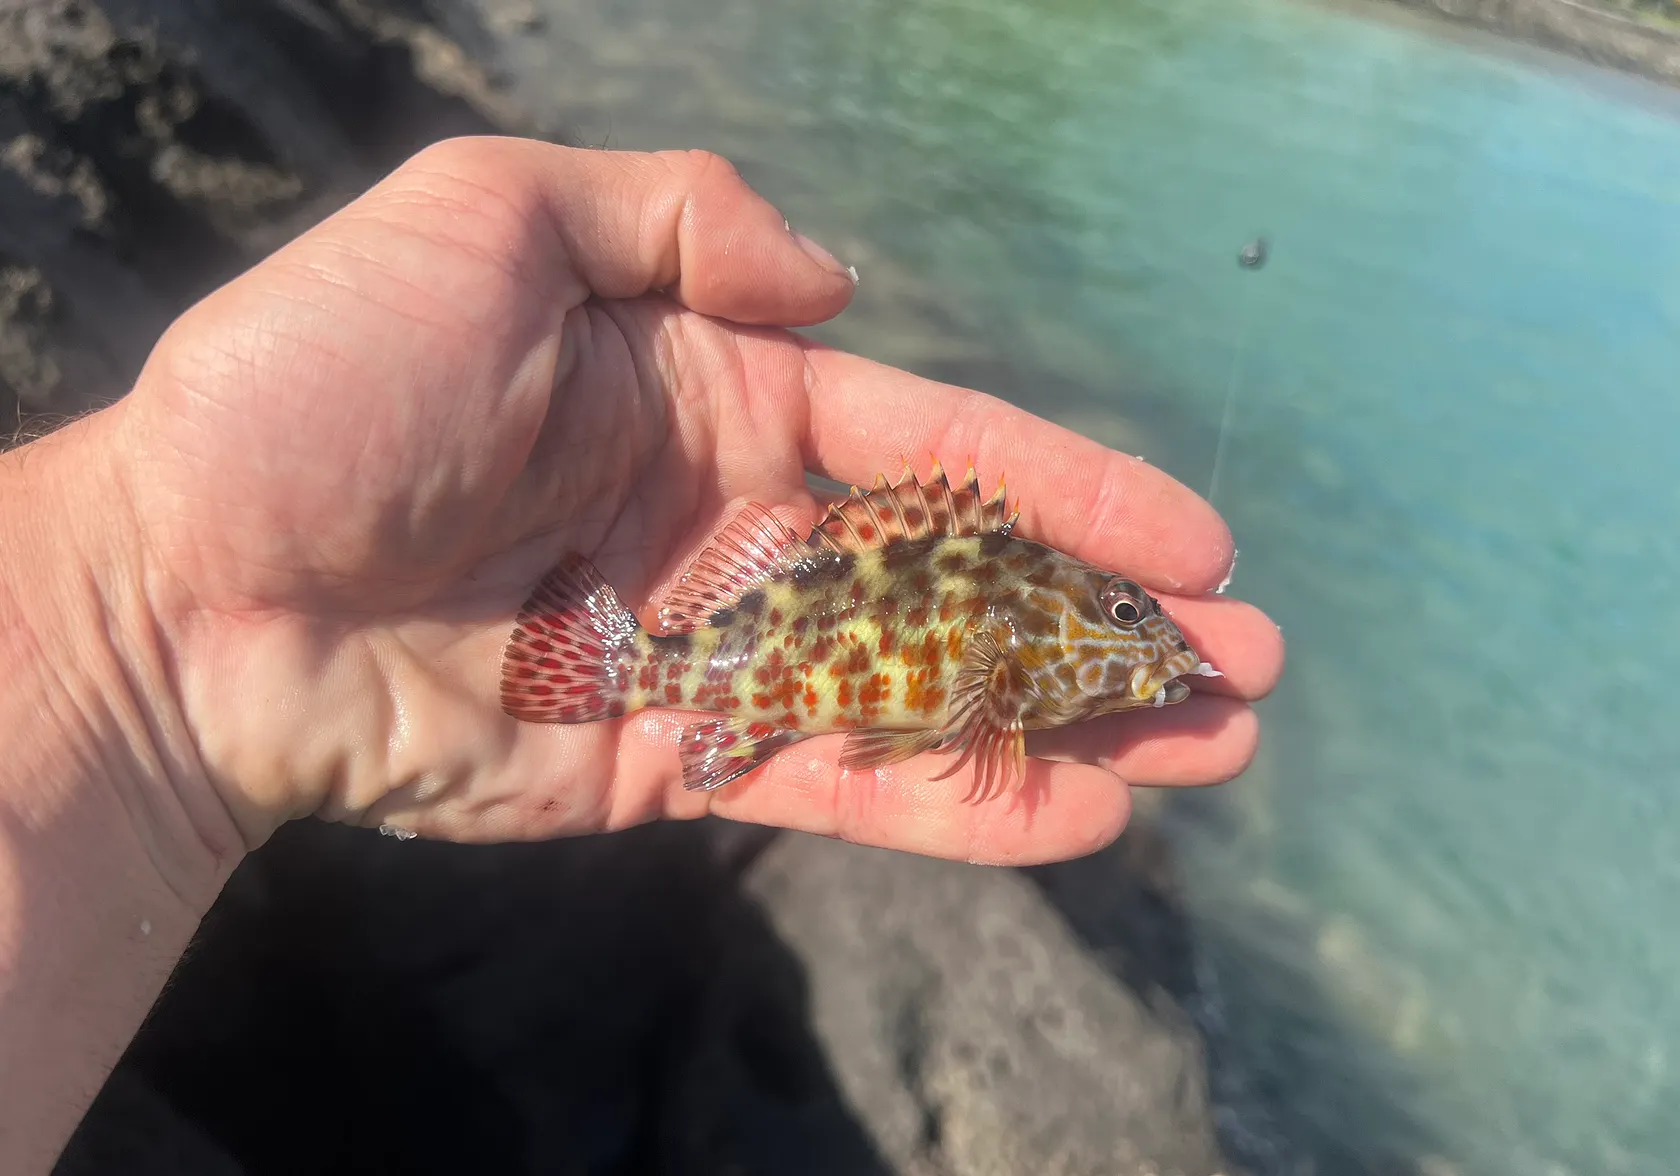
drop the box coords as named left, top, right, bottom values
left=797, top=343, right=1235, bottom=594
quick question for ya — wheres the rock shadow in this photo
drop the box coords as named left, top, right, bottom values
left=55, top=819, right=894, bottom=1176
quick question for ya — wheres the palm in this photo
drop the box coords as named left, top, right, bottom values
left=117, top=138, right=1282, bottom=865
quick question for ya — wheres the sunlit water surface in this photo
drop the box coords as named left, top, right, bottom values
left=500, top=1, right=1680, bottom=1170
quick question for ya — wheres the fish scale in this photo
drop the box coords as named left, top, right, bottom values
left=498, top=462, right=1220, bottom=801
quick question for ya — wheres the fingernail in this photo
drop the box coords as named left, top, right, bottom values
left=791, top=230, right=857, bottom=283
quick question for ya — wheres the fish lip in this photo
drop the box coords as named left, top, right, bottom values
left=1131, top=649, right=1204, bottom=707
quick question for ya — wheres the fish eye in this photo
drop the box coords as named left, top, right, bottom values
left=1102, top=580, right=1149, bottom=628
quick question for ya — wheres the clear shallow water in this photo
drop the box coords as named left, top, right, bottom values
left=505, top=1, right=1680, bottom=1171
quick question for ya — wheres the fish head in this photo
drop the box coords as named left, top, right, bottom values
left=1009, top=558, right=1218, bottom=722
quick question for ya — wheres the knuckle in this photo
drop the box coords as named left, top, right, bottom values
left=662, top=148, right=745, bottom=192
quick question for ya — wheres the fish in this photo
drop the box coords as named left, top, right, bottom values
left=498, top=462, right=1220, bottom=801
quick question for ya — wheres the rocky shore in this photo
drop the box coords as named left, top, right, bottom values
left=7, top=4, right=1243, bottom=1174
left=0, top=0, right=530, bottom=430
left=1382, top=0, right=1680, bottom=87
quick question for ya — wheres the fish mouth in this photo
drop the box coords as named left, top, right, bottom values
left=1128, top=648, right=1222, bottom=709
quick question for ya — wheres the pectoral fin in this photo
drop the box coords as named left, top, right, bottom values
left=929, top=627, right=1035, bottom=802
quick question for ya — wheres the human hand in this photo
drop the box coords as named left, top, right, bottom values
left=89, top=136, right=1282, bottom=870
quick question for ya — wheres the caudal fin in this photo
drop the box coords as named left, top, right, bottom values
left=499, top=554, right=641, bottom=723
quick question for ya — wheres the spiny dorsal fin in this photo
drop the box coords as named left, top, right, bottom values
left=657, top=503, right=814, bottom=634
left=808, top=459, right=1018, bottom=555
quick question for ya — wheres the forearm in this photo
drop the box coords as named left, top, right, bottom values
left=0, top=412, right=239, bottom=1174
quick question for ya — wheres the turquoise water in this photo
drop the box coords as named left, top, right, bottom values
left=509, top=1, right=1680, bottom=1171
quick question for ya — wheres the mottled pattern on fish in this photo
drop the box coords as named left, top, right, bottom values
left=499, top=463, right=1218, bottom=800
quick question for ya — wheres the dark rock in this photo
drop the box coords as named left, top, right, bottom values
left=50, top=1066, right=242, bottom=1176
left=0, top=0, right=529, bottom=427
left=54, top=815, right=1238, bottom=1176
left=1385, top=0, right=1680, bottom=87
left=743, top=833, right=1231, bottom=1176
left=57, top=818, right=895, bottom=1176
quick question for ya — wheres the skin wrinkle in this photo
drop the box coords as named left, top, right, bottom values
left=292, top=227, right=511, bottom=338
left=316, top=625, right=407, bottom=826
left=535, top=152, right=699, bottom=300
left=538, top=308, right=661, bottom=563
left=88, top=577, right=231, bottom=895
left=1, top=441, right=230, bottom=897
left=671, top=152, right=746, bottom=289
left=358, top=180, right=554, bottom=297
left=75, top=426, right=243, bottom=885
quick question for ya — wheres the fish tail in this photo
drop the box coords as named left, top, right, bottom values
left=499, top=554, right=642, bottom=723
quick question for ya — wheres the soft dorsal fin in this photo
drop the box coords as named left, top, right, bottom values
left=808, top=460, right=1018, bottom=554
left=657, top=503, right=814, bottom=634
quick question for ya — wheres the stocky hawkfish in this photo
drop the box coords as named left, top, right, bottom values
left=499, top=463, right=1220, bottom=801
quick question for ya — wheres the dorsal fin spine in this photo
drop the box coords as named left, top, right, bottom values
left=806, top=460, right=1016, bottom=555
left=931, top=459, right=957, bottom=536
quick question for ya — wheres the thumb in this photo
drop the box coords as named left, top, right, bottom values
left=393, top=136, right=858, bottom=327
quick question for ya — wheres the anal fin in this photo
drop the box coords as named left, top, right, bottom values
left=678, top=716, right=810, bottom=792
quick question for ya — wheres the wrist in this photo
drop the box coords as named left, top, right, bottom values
left=0, top=408, right=243, bottom=905
left=0, top=406, right=248, bottom=1173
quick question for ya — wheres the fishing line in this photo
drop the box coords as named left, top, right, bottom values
left=1206, top=236, right=1267, bottom=510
